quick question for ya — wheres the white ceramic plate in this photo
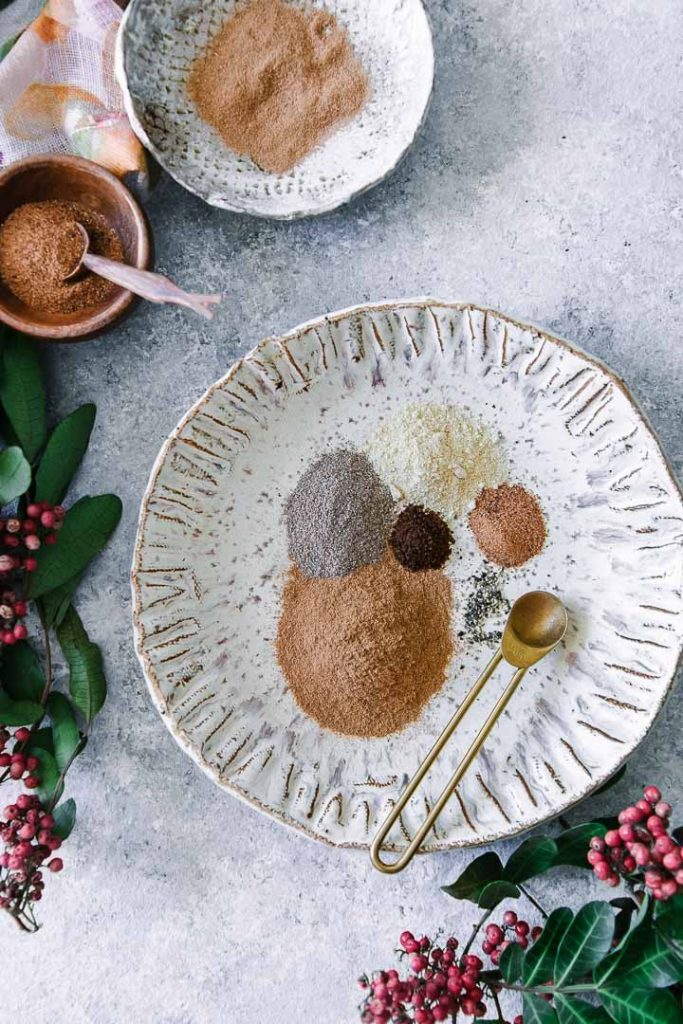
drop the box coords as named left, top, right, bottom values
left=115, top=0, right=434, bottom=218
left=132, top=300, right=683, bottom=852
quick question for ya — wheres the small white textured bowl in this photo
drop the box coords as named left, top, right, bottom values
left=116, top=0, right=434, bottom=218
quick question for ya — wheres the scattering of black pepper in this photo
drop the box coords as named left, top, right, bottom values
left=389, top=504, right=454, bottom=572
left=458, top=568, right=509, bottom=645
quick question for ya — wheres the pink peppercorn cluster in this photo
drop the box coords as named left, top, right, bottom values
left=0, top=502, right=64, bottom=645
left=0, top=792, right=63, bottom=912
left=588, top=785, right=680, bottom=900
left=358, top=932, right=489, bottom=1022
left=0, top=726, right=40, bottom=788
left=481, top=910, right=543, bottom=966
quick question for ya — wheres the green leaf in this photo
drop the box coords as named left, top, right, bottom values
left=51, top=797, right=76, bottom=839
left=499, top=939, right=525, bottom=983
left=46, top=692, right=81, bottom=772
left=57, top=606, right=106, bottom=723
left=600, top=986, right=683, bottom=1024
left=0, top=333, right=46, bottom=461
left=554, top=902, right=615, bottom=985
left=477, top=879, right=520, bottom=908
left=38, top=572, right=83, bottom=628
left=0, top=446, right=31, bottom=505
left=0, top=690, right=42, bottom=725
left=442, top=852, right=505, bottom=903
left=523, top=907, right=573, bottom=984
left=27, top=745, right=62, bottom=805
left=522, top=993, right=559, bottom=1024
left=593, top=762, right=627, bottom=796
left=556, top=995, right=612, bottom=1024
left=554, top=823, right=607, bottom=869
left=34, top=404, right=96, bottom=505
left=29, top=726, right=54, bottom=754
left=27, top=494, right=122, bottom=599
left=2, top=641, right=44, bottom=701
left=505, top=836, right=559, bottom=883
left=604, top=923, right=683, bottom=989
left=654, top=892, right=683, bottom=946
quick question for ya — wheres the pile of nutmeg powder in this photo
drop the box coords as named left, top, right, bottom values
left=188, top=0, right=369, bottom=173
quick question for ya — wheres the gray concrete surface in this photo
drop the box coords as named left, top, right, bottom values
left=4, top=1, right=683, bottom=1021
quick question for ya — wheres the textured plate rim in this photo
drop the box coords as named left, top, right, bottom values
left=131, top=298, right=683, bottom=853
left=114, top=0, right=435, bottom=220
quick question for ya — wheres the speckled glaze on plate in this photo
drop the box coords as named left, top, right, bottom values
left=131, top=300, right=683, bottom=852
left=115, top=0, right=434, bottom=219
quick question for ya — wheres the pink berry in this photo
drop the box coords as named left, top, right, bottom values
left=503, top=910, right=517, bottom=926
left=515, top=921, right=530, bottom=937
left=18, top=823, right=35, bottom=839
left=655, top=835, right=675, bottom=855
left=48, top=857, right=63, bottom=872
left=15, top=729, right=30, bottom=745
left=5, top=519, right=20, bottom=534
left=39, top=813, right=54, bottom=829
left=663, top=850, right=682, bottom=871
left=587, top=849, right=605, bottom=866
left=605, top=830, right=622, bottom=848
left=631, top=842, right=650, bottom=866
left=410, top=955, right=428, bottom=972
left=12, top=623, right=27, bottom=640
left=24, top=775, right=39, bottom=789
left=660, top=878, right=678, bottom=899
left=644, top=785, right=661, bottom=805
left=40, top=511, right=56, bottom=528
left=0, top=753, right=9, bottom=767
left=675, top=869, right=683, bottom=886
left=404, top=938, right=420, bottom=954
left=486, top=924, right=504, bottom=946
left=619, top=824, right=635, bottom=843
left=400, top=930, right=415, bottom=949
left=481, top=940, right=493, bottom=955
left=645, top=869, right=664, bottom=888
left=655, top=801, right=672, bottom=820
left=23, top=558, right=38, bottom=572
left=531, top=926, right=543, bottom=940
left=9, top=761, right=23, bottom=778
left=3, top=804, right=18, bottom=819
left=590, top=836, right=606, bottom=852
left=594, top=860, right=612, bottom=880
left=623, top=855, right=637, bottom=873
left=647, top=815, right=666, bottom=835
left=13, top=600, right=27, bottom=617
left=636, top=799, right=653, bottom=816
left=2, top=631, right=16, bottom=646
left=26, top=504, right=41, bottom=519
left=16, top=793, right=32, bottom=810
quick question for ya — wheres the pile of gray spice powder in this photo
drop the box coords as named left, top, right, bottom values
left=285, top=450, right=394, bottom=578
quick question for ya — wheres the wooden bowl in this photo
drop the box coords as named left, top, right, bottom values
left=0, top=154, right=150, bottom=341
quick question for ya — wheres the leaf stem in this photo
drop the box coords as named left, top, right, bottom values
left=463, top=907, right=493, bottom=956
left=518, top=883, right=549, bottom=920
left=491, top=986, right=505, bottom=1022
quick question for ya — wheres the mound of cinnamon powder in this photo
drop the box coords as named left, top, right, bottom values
left=188, top=0, right=369, bottom=174
left=276, top=552, right=454, bottom=738
left=468, top=483, right=546, bottom=568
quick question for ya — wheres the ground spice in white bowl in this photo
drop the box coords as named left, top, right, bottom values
left=469, top=483, right=546, bottom=567
left=276, top=551, right=454, bottom=738
left=188, top=0, right=370, bottom=174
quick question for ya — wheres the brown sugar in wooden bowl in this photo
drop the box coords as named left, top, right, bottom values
left=0, top=154, right=150, bottom=341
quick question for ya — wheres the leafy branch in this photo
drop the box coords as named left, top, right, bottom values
left=0, top=329, right=121, bottom=932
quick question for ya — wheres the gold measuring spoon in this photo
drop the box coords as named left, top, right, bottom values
left=64, top=222, right=222, bottom=320
left=370, top=591, right=568, bottom=874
